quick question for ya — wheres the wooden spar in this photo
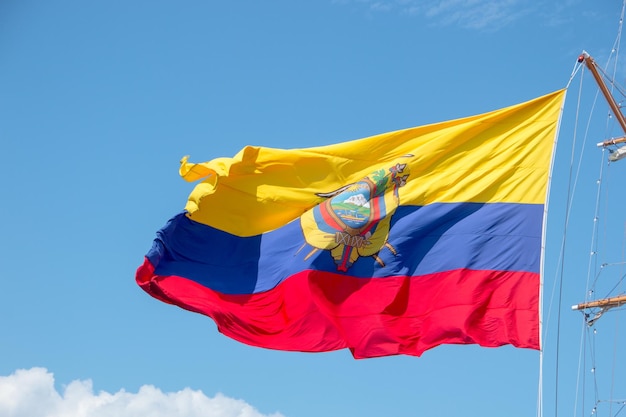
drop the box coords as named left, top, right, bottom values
left=578, top=51, right=626, bottom=144
left=572, top=294, right=626, bottom=311
left=598, top=136, right=626, bottom=147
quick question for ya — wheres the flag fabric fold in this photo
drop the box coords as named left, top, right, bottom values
left=136, top=89, right=565, bottom=358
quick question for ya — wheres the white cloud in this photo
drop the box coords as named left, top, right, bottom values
left=420, top=0, right=525, bottom=29
left=339, top=0, right=535, bottom=30
left=0, top=368, right=285, bottom=417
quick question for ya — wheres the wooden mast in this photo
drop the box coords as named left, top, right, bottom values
left=578, top=51, right=626, bottom=146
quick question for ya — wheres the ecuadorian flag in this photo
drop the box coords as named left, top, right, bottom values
left=136, top=89, right=565, bottom=359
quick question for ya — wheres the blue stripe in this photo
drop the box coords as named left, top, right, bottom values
left=147, top=202, right=543, bottom=295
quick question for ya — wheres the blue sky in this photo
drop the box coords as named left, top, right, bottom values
left=2, top=1, right=626, bottom=416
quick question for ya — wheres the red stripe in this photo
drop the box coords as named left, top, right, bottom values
left=136, top=257, right=539, bottom=358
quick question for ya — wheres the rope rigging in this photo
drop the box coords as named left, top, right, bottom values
left=571, top=3, right=626, bottom=413
left=547, top=3, right=626, bottom=417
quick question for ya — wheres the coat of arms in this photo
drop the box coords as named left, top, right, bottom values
left=300, top=163, right=409, bottom=272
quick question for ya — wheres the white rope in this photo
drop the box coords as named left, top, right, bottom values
left=539, top=55, right=590, bottom=417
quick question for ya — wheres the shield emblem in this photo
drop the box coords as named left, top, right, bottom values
left=300, top=163, right=409, bottom=271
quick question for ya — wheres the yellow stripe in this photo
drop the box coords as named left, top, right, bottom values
left=180, top=89, right=565, bottom=236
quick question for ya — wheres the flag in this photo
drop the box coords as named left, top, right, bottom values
left=136, top=89, right=565, bottom=359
